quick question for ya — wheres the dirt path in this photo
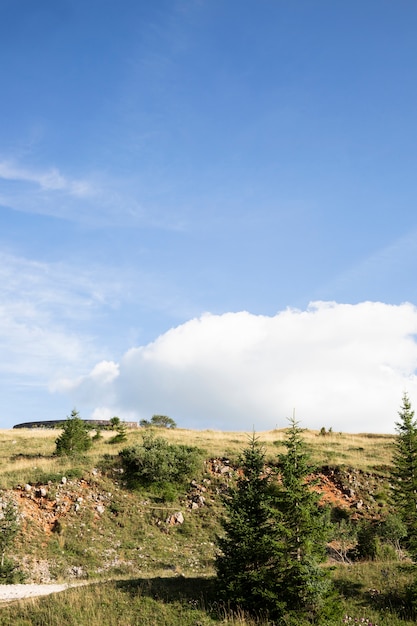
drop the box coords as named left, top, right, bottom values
left=0, top=583, right=71, bottom=602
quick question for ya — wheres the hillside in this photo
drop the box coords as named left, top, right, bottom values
left=0, top=426, right=396, bottom=584
left=5, top=425, right=417, bottom=626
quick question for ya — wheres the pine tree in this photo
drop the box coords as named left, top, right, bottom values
left=55, top=409, right=93, bottom=456
left=215, top=434, right=286, bottom=620
left=0, top=497, right=21, bottom=582
left=109, top=420, right=128, bottom=444
left=275, top=415, right=335, bottom=621
left=0, top=498, right=19, bottom=568
left=392, top=392, right=417, bottom=557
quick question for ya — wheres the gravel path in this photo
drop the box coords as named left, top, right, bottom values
left=0, top=584, right=71, bottom=602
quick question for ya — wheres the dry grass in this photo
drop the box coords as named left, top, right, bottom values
left=0, top=425, right=396, bottom=489
left=0, top=428, right=395, bottom=488
left=152, top=427, right=395, bottom=471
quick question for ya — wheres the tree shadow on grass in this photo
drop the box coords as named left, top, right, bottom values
left=10, top=453, right=50, bottom=460
left=363, top=587, right=416, bottom=622
left=115, top=576, right=217, bottom=606
left=333, top=578, right=363, bottom=600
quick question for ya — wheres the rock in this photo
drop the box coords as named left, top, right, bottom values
left=61, top=477, right=67, bottom=485
left=69, top=566, right=84, bottom=578
left=39, top=488, right=47, bottom=498
left=24, top=484, right=32, bottom=492
left=166, top=511, right=184, bottom=525
left=96, top=505, right=105, bottom=515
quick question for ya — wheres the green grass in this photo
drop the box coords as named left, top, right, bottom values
left=1, top=563, right=417, bottom=625
left=0, top=425, right=409, bottom=625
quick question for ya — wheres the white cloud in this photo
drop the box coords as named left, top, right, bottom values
left=0, top=161, right=94, bottom=196
left=61, top=301, right=417, bottom=433
left=0, top=157, right=184, bottom=228
left=0, top=250, right=122, bottom=386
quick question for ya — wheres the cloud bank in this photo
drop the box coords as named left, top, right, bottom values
left=58, top=301, right=417, bottom=433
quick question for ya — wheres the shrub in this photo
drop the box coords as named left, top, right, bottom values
left=354, top=520, right=379, bottom=560
left=0, top=557, right=25, bottom=584
left=119, top=432, right=203, bottom=493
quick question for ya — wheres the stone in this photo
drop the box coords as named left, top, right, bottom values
left=166, top=511, right=184, bottom=525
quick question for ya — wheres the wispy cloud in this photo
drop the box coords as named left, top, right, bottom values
left=0, top=160, right=94, bottom=197
left=0, top=157, right=188, bottom=229
left=60, top=301, right=417, bottom=433
left=0, top=250, right=122, bottom=386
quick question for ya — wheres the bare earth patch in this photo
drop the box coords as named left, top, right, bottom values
left=0, top=583, right=70, bottom=602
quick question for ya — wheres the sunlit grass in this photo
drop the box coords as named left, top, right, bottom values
left=0, top=425, right=409, bottom=625
left=0, top=426, right=396, bottom=490
left=1, top=563, right=416, bottom=626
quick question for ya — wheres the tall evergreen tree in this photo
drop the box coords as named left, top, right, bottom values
left=392, top=392, right=417, bottom=557
left=275, top=416, right=335, bottom=621
left=215, top=434, right=286, bottom=620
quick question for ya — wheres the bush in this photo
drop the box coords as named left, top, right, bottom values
left=354, top=520, right=379, bottom=560
left=0, top=557, right=25, bottom=584
left=119, top=432, right=203, bottom=493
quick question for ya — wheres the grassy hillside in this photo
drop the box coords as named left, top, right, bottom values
left=2, top=425, right=415, bottom=625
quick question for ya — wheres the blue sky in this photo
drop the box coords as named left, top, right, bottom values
left=1, top=1, right=417, bottom=432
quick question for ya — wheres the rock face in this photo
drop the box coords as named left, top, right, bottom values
left=13, top=471, right=114, bottom=537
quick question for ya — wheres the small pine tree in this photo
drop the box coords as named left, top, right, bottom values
left=275, top=415, right=335, bottom=621
left=55, top=409, right=93, bottom=457
left=109, top=420, right=128, bottom=444
left=391, top=393, right=417, bottom=557
left=215, top=434, right=286, bottom=620
left=0, top=498, right=19, bottom=568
